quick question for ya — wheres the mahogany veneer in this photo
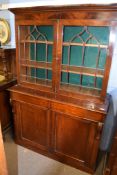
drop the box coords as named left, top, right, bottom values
left=9, top=5, right=117, bottom=174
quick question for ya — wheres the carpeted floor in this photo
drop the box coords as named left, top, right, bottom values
left=3, top=129, right=104, bottom=175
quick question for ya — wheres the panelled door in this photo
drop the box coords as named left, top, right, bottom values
left=51, top=111, right=102, bottom=171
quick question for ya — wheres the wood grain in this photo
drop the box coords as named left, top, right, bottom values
left=0, top=123, right=8, bottom=175
left=8, top=5, right=115, bottom=174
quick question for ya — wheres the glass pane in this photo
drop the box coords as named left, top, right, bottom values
left=61, top=25, right=109, bottom=95
left=31, top=67, right=35, bottom=77
left=69, top=73, right=80, bottom=85
left=63, top=26, right=83, bottom=42
left=61, top=72, right=68, bottom=83
left=63, top=26, right=109, bottom=44
left=36, top=68, right=46, bottom=79
left=62, top=46, right=82, bottom=66
left=19, top=25, right=53, bottom=86
left=61, top=72, right=80, bottom=85
left=47, top=70, right=52, bottom=80
left=30, top=26, right=53, bottom=41
left=98, top=49, right=107, bottom=69
left=88, top=27, right=109, bottom=45
left=30, top=44, right=53, bottom=62
left=84, top=47, right=99, bottom=68
left=82, top=75, right=95, bottom=88
left=31, top=68, right=52, bottom=80
left=96, top=77, right=103, bottom=89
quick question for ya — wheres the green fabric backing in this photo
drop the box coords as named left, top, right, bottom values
left=30, top=44, right=53, bottom=62
left=30, top=26, right=53, bottom=41
left=31, top=68, right=52, bottom=80
left=63, top=26, right=109, bottom=44
left=29, top=26, right=53, bottom=81
left=28, top=25, right=109, bottom=90
left=61, top=72, right=103, bottom=89
left=61, top=26, right=109, bottom=90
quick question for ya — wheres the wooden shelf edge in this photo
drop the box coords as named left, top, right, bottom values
left=0, top=79, right=17, bottom=92
left=63, top=42, right=108, bottom=48
left=20, top=40, right=53, bottom=45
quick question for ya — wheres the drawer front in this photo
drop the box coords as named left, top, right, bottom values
left=10, top=91, right=50, bottom=109
left=51, top=101, right=105, bottom=122
left=10, top=91, right=105, bottom=122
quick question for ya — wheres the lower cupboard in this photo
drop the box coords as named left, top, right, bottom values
left=11, top=99, right=103, bottom=174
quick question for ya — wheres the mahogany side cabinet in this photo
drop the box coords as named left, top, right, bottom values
left=9, top=5, right=117, bottom=174
left=0, top=48, right=16, bottom=130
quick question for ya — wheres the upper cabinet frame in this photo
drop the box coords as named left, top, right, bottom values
left=10, top=5, right=117, bottom=101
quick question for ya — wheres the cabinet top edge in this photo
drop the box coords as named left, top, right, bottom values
left=9, top=4, right=117, bottom=14
left=8, top=85, right=110, bottom=114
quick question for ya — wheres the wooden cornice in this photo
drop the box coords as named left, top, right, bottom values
left=9, top=4, right=117, bottom=14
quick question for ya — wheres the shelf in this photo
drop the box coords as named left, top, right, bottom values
left=20, top=59, right=52, bottom=70
left=20, top=40, right=53, bottom=45
left=20, top=74, right=52, bottom=87
left=0, top=79, right=17, bottom=92
left=61, top=65, right=104, bottom=78
left=60, top=83, right=101, bottom=97
left=63, top=42, right=108, bottom=49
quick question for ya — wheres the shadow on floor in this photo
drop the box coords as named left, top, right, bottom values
left=3, top=129, right=18, bottom=175
left=3, top=129, right=105, bottom=175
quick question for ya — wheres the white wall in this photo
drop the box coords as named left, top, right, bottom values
left=0, top=0, right=117, bottom=91
left=108, top=37, right=117, bottom=92
left=0, top=0, right=117, bottom=9
left=7, top=0, right=117, bottom=8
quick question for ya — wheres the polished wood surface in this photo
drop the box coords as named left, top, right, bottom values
left=0, top=91, right=12, bottom=130
left=9, top=5, right=116, bottom=174
left=10, top=87, right=106, bottom=174
left=0, top=122, right=8, bottom=175
left=19, top=102, right=50, bottom=150
left=52, top=112, right=100, bottom=168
